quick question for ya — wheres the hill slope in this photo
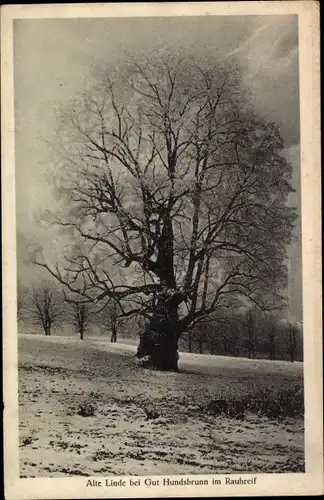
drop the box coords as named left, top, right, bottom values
left=18, top=334, right=304, bottom=477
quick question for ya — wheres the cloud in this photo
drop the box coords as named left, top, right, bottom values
left=228, top=16, right=299, bottom=147
left=229, top=17, right=298, bottom=74
left=282, top=144, right=302, bottom=322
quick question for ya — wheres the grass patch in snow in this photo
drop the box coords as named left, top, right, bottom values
left=18, top=335, right=304, bottom=476
left=205, top=384, right=304, bottom=420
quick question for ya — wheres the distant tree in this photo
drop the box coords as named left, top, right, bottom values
left=17, top=283, right=28, bottom=323
left=267, top=316, right=277, bottom=360
left=207, top=327, right=219, bottom=355
left=30, top=282, right=64, bottom=336
left=192, top=320, right=211, bottom=354
left=36, top=55, right=297, bottom=371
left=211, top=313, right=242, bottom=357
left=102, top=299, right=122, bottom=343
left=286, top=321, right=299, bottom=363
left=181, top=329, right=194, bottom=353
left=187, top=330, right=194, bottom=353
left=69, top=302, right=93, bottom=340
left=220, top=322, right=231, bottom=356
left=244, top=309, right=258, bottom=359
left=196, top=331, right=204, bottom=354
left=228, top=319, right=241, bottom=357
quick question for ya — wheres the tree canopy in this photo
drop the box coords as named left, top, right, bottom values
left=36, top=55, right=297, bottom=369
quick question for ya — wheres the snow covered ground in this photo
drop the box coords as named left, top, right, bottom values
left=18, top=334, right=304, bottom=477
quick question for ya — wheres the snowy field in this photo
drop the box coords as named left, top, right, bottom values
left=18, top=334, right=304, bottom=477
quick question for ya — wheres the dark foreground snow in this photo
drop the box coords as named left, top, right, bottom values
left=18, top=334, right=304, bottom=477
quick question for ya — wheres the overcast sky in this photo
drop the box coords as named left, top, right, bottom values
left=13, top=14, right=301, bottom=320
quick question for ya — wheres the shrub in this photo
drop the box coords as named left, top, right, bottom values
left=206, top=399, right=245, bottom=419
left=205, top=385, right=304, bottom=420
left=77, top=402, right=96, bottom=417
left=244, top=384, right=304, bottom=419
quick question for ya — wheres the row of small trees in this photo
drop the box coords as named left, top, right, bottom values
left=18, top=280, right=302, bottom=362
left=182, top=309, right=302, bottom=362
left=17, top=281, right=122, bottom=342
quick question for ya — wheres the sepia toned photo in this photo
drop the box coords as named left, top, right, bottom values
left=2, top=2, right=322, bottom=499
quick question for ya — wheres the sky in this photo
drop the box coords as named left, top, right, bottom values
left=13, top=14, right=301, bottom=321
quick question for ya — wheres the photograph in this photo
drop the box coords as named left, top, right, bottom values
left=2, top=2, right=322, bottom=499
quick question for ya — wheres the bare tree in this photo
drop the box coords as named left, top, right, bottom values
left=17, top=283, right=28, bottom=323
left=286, top=321, right=299, bottom=363
left=266, top=316, right=277, bottom=360
left=102, top=298, right=122, bottom=343
left=244, top=309, right=258, bottom=359
left=219, top=322, right=231, bottom=356
left=228, top=320, right=241, bottom=357
left=69, top=302, right=93, bottom=340
left=184, top=330, right=194, bottom=353
left=30, top=283, right=64, bottom=336
left=212, top=313, right=242, bottom=356
left=192, top=319, right=211, bottom=354
left=36, top=55, right=297, bottom=370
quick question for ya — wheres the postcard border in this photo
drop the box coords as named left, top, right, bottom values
left=2, top=2, right=322, bottom=499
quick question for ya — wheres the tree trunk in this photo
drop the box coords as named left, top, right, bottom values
left=137, top=328, right=179, bottom=371
left=136, top=290, right=180, bottom=371
left=111, top=330, right=117, bottom=343
left=80, top=329, right=84, bottom=341
left=136, top=213, right=181, bottom=371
